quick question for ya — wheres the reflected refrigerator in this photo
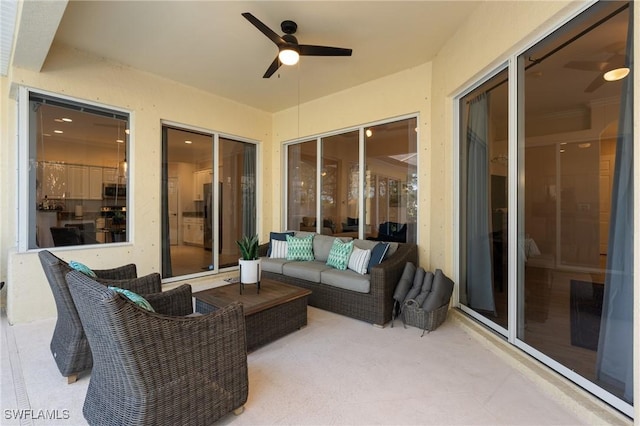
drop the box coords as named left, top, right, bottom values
left=203, top=182, right=222, bottom=253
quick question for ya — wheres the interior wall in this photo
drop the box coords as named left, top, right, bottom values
left=272, top=63, right=432, bottom=265
left=3, top=44, right=271, bottom=323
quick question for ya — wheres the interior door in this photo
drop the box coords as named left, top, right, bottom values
left=168, top=177, right=179, bottom=245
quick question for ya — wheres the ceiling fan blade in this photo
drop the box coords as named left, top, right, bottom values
left=585, top=74, right=605, bottom=93
left=565, top=60, right=607, bottom=72
left=242, top=12, right=285, bottom=46
left=263, top=56, right=282, bottom=78
left=299, top=45, right=352, bottom=57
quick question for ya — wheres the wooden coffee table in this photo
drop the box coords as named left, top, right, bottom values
left=194, top=278, right=312, bottom=351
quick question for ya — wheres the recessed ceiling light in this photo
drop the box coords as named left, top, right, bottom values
left=365, top=129, right=373, bottom=137
left=560, top=149, right=565, bottom=153
left=578, top=143, right=591, bottom=149
left=54, top=130, right=63, bottom=134
left=61, top=117, right=73, bottom=122
left=116, top=139, right=124, bottom=143
left=124, top=129, right=130, bottom=135
left=54, top=118, right=64, bottom=123
left=184, top=140, right=192, bottom=144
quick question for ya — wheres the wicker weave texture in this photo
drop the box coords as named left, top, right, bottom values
left=38, top=250, right=193, bottom=380
left=66, top=270, right=248, bottom=425
left=260, top=242, right=418, bottom=326
left=402, top=303, right=449, bottom=336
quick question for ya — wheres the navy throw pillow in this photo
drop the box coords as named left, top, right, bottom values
left=267, top=232, right=294, bottom=256
left=367, top=242, right=390, bottom=273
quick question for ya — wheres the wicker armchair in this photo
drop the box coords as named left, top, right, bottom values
left=38, top=250, right=192, bottom=384
left=66, top=270, right=248, bottom=425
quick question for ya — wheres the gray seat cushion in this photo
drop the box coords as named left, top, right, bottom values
left=421, top=269, right=454, bottom=312
left=352, top=239, right=379, bottom=251
left=261, top=257, right=291, bottom=274
left=393, top=262, right=416, bottom=302
left=414, top=271, right=435, bottom=306
left=404, top=267, right=425, bottom=303
left=282, top=260, right=330, bottom=283
left=321, top=268, right=371, bottom=293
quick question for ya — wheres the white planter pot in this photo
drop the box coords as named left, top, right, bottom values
left=239, top=258, right=261, bottom=284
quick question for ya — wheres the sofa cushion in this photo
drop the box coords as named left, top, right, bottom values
left=352, top=239, right=379, bottom=251
left=261, top=257, right=290, bottom=274
left=283, top=261, right=329, bottom=283
left=326, top=239, right=354, bottom=270
left=267, top=231, right=294, bottom=256
left=421, top=269, right=454, bottom=312
left=348, top=246, right=371, bottom=275
left=321, top=268, right=371, bottom=293
left=286, top=234, right=315, bottom=261
left=367, top=242, right=389, bottom=273
left=313, top=234, right=337, bottom=262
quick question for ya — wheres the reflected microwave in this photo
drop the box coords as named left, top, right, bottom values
left=103, top=184, right=126, bottom=199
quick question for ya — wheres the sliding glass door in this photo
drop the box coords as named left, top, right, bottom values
left=161, top=125, right=257, bottom=279
left=458, top=0, right=633, bottom=416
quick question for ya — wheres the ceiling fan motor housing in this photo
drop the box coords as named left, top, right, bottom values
left=281, top=20, right=298, bottom=34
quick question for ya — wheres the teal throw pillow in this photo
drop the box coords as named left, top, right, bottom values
left=108, top=286, right=156, bottom=312
left=69, top=260, right=97, bottom=278
left=326, top=239, right=354, bottom=270
left=286, top=234, right=315, bottom=261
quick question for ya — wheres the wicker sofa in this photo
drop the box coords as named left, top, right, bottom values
left=259, top=232, right=417, bottom=326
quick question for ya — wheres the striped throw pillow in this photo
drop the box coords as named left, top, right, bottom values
left=326, top=239, right=354, bottom=270
left=348, top=246, right=372, bottom=275
left=286, top=234, right=315, bottom=261
left=270, top=239, right=288, bottom=259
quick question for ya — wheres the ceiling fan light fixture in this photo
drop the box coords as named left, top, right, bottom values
left=603, top=67, right=630, bottom=82
left=279, top=48, right=299, bottom=66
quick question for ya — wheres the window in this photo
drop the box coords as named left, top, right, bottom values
left=27, top=92, right=129, bottom=249
left=458, top=0, right=633, bottom=416
left=285, top=116, right=418, bottom=244
left=161, top=125, right=257, bottom=279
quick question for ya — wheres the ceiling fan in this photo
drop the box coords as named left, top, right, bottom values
left=564, top=42, right=628, bottom=92
left=242, top=12, right=352, bottom=78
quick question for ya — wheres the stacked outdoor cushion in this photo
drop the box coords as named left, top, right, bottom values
left=262, top=231, right=397, bottom=294
left=392, top=262, right=454, bottom=330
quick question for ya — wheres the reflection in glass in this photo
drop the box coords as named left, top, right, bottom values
left=519, top=1, right=632, bottom=408
left=364, top=118, right=418, bottom=243
left=459, top=69, right=509, bottom=328
left=322, top=131, right=359, bottom=236
left=287, top=141, right=317, bottom=232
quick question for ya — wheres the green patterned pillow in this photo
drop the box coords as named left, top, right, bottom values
left=286, top=234, right=315, bottom=261
left=69, top=260, right=97, bottom=278
left=108, top=286, right=156, bottom=312
left=326, top=239, right=354, bottom=270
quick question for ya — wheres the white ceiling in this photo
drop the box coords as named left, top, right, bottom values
left=14, top=1, right=480, bottom=113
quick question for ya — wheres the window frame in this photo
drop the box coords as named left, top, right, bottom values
left=18, top=86, right=133, bottom=252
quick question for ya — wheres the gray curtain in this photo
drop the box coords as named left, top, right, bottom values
left=466, top=93, right=495, bottom=313
left=161, top=127, right=172, bottom=278
left=596, top=8, right=633, bottom=404
left=242, top=143, right=257, bottom=237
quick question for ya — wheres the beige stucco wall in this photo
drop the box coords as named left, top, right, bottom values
left=3, top=44, right=272, bottom=324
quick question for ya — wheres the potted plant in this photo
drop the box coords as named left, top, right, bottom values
left=236, top=234, right=261, bottom=292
